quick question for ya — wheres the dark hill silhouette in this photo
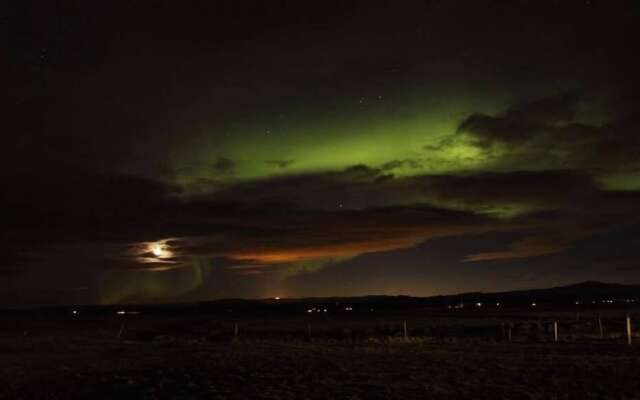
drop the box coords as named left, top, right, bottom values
left=3, top=281, right=639, bottom=316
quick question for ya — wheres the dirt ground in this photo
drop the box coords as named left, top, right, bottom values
left=2, top=314, right=640, bottom=400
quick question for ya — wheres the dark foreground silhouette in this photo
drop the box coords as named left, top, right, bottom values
left=2, top=282, right=640, bottom=399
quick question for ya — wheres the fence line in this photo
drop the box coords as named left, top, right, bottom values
left=212, top=313, right=635, bottom=345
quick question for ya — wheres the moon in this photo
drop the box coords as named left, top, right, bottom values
left=149, top=241, right=172, bottom=259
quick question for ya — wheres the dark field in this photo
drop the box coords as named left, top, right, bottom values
left=2, top=308, right=640, bottom=399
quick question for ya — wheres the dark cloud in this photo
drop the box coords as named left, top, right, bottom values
left=212, top=157, right=236, bottom=174
left=134, top=168, right=640, bottom=269
left=3, top=163, right=639, bottom=305
left=4, top=163, right=639, bottom=279
left=413, top=170, right=601, bottom=214
left=264, top=160, right=295, bottom=169
left=510, top=93, right=580, bottom=125
left=457, top=93, right=580, bottom=145
left=457, top=94, right=640, bottom=174
left=381, top=159, right=423, bottom=171
left=157, top=206, right=500, bottom=267
left=207, top=165, right=604, bottom=216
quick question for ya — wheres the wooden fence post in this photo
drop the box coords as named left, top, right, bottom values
left=117, top=320, right=126, bottom=341
left=598, top=313, right=604, bottom=339
left=403, top=320, right=408, bottom=339
left=627, top=314, right=632, bottom=345
left=554, top=321, right=558, bottom=343
left=508, top=326, right=512, bottom=342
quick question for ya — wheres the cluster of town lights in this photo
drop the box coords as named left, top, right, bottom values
left=307, top=307, right=328, bottom=313
left=305, top=305, right=354, bottom=313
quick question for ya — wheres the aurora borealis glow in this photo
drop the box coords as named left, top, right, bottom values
left=168, top=90, right=505, bottom=187
left=3, top=1, right=640, bottom=305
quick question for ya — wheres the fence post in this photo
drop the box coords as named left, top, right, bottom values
left=627, top=314, right=632, bottom=345
left=117, top=320, right=126, bottom=341
left=554, top=321, right=558, bottom=343
left=508, top=326, right=512, bottom=342
left=403, top=320, right=408, bottom=339
left=598, top=313, right=604, bottom=339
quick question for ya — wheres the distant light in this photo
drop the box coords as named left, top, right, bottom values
left=476, top=302, right=483, bottom=307
left=116, top=310, right=126, bottom=315
left=72, top=310, right=78, bottom=315
left=344, top=306, right=353, bottom=311
left=323, top=308, right=327, bottom=313
left=575, top=301, right=580, bottom=305
left=274, top=297, right=280, bottom=300
left=531, top=302, right=537, bottom=307
left=307, top=309, right=313, bottom=313
left=496, top=302, right=501, bottom=307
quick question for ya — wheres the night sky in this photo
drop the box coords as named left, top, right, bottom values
left=3, top=1, right=640, bottom=305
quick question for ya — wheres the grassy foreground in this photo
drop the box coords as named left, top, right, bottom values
left=2, top=317, right=640, bottom=400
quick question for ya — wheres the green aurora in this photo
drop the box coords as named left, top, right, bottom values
left=167, top=91, right=638, bottom=196
left=168, top=94, right=503, bottom=187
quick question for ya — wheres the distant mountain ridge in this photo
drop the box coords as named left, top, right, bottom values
left=3, top=281, right=639, bottom=313
left=280, top=281, right=639, bottom=303
left=435, top=281, right=640, bottom=307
